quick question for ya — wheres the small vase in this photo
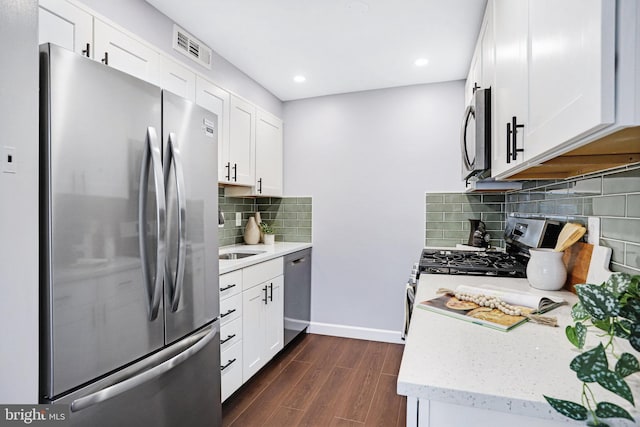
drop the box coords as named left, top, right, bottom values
left=526, top=248, right=567, bottom=291
left=263, top=234, right=275, bottom=245
left=243, top=217, right=260, bottom=245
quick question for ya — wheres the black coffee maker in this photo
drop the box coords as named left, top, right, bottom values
left=468, top=219, right=490, bottom=248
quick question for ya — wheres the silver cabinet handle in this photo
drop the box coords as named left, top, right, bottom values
left=138, top=126, right=166, bottom=321
left=70, top=324, right=217, bottom=413
left=165, top=132, right=187, bottom=312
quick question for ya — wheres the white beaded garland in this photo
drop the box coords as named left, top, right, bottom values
left=454, top=292, right=523, bottom=316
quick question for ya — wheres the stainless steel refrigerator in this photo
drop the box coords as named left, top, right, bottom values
left=39, top=43, right=221, bottom=427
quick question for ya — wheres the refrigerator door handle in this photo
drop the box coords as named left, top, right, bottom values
left=69, top=323, right=218, bottom=413
left=165, top=132, right=187, bottom=312
left=139, top=126, right=166, bottom=321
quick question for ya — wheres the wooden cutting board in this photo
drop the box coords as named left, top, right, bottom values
left=562, top=242, right=594, bottom=293
left=562, top=242, right=613, bottom=293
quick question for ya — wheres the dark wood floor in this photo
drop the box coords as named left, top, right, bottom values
left=222, top=333, right=406, bottom=427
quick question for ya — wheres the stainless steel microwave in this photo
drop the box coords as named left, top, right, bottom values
left=460, top=88, right=491, bottom=180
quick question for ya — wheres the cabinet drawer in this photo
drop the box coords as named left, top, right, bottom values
left=220, top=317, right=242, bottom=352
left=219, top=293, right=242, bottom=326
left=220, top=340, right=243, bottom=402
left=219, top=270, right=242, bottom=298
left=243, top=258, right=283, bottom=290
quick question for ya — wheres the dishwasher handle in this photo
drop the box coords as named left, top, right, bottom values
left=290, top=256, right=307, bottom=265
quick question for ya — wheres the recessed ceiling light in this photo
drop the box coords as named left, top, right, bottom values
left=293, top=75, right=306, bottom=83
left=414, top=58, right=429, bottom=67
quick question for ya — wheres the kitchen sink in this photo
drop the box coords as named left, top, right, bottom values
left=219, top=251, right=265, bottom=260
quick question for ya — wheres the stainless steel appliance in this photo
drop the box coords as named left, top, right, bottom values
left=461, top=88, right=491, bottom=180
left=418, top=217, right=562, bottom=278
left=283, top=249, right=312, bottom=346
left=40, top=44, right=221, bottom=427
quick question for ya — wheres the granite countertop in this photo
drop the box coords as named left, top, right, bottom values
left=397, top=274, right=639, bottom=425
left=219, top=242, right=312, bottom=274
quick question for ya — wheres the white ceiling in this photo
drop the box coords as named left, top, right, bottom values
left=145, top=0, right=487, bottom=101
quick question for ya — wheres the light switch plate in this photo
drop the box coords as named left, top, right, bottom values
left=2, top=146, right=16, bottom=174
left=235, top=212, right=242, bottom=226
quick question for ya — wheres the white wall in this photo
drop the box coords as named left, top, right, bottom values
left=0, top=0, right=39, bottom=403
left=77, top=0, right=283, bottom=117
left=283, top=82, right=466, bottom=342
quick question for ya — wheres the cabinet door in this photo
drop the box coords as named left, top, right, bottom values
left=229, top=95, right=256, bottom=186
left=526, top=0, right=615, bottom=159
left=255, top=110, right=283, bottom=197
left=464, top=53, right=482, bottom=107
left=242, top=284, right=267, bottom=381
left=480, top=0, right=495, bottom=90
left=93, top=19, right=159, bottom=84
left=492, top=0, right=528, bottom=177
left=38, top=0, right=92, bottom=57
left=195, top=77, right=231, bottom=183
left=159, top=56, right=196, bottom=101
left=264, top=275, right=284, bottom=360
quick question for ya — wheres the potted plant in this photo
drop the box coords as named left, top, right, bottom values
left=544, top=272, right=640, bottom=426
left=259, top=222, right=275, bottom=245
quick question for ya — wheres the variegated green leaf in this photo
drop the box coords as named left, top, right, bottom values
left=571, top=302, right=590, bottom=322
left=630, top=323, right=640, bottom=352
left=543, top=396, right=587, bottom=421
left=576, top=283, right=619, bottom=320
left=613, top=319, right=631, bottom=339
left=604, top=272, right=632, bottom=296
left=596, top=371, right=634, bottom=405
left=566, top=322, right=586, bottom=349
left=570, top=344, right=608, bottom=383
left=596, top=401, right=634, bottom=421
left=592, top=318, right=611, bottom=332
left=619, top=298, right=640, bottom=323
left=615, top=353, right=640, bottom=378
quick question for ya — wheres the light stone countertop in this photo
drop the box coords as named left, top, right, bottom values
left=397, top=273, right=639, bottom=425
left=219, top=242, right=312, bottom=275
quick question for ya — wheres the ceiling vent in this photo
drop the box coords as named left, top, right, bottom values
left=172, top=25, right=212, bottom=69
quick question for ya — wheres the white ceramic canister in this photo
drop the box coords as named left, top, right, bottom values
left=526, top=248, right=567, bottom=291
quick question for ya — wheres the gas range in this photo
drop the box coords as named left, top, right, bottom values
left=418, top=249, right=527, bottom=278
left=418, top=216, right=563, bottom=279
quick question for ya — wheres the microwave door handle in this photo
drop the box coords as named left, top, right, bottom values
left=460, top=104, right=474, bottom=171
left=166, top=132, right=187, bottom=312
left=138, top=127, right=166, bottom=321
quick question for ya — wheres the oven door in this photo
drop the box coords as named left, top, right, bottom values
left=460, top=88, right=491, bottom=180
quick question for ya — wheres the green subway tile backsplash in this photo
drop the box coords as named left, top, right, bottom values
left=425, top=192, right=506, bottom=248
left=425, top=165, right=640, bottom=274
left=218, top=187, right=312, bottom=246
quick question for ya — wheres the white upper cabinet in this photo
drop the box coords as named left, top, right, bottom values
left=491, top=0, right=529, bottom=177
left=38, top=0, right=92, bottom=57
left=254, top=110, right=283, bottom=197
left=93, top=19, right=159, bottom=85
left=228, top=95, right=256, bottom=186
left=525, top=0, right=615, bottom=159
left=159, top=56, right=196, bottom=102
left=195, top=77, right=231, bottom=183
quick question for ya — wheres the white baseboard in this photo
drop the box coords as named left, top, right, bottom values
left=308, top=321, right=405, bottom=344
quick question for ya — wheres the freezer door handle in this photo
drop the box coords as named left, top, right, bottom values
left=165, top=132, right=187, bottom=312
left=70, top=324, right=218, bottom=413
left=139, top=126, right=166, bottom=321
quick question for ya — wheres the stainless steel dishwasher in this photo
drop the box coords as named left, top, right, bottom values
left=283, top=248, right=312, bottom=346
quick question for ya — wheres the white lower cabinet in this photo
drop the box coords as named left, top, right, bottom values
left=242, top=275, right=284, bottom=381
left=219, top=258, right=284, bottom=400
left=220, top=340, right=242, bottom=402
left=219, top=270, right=243, bottom=402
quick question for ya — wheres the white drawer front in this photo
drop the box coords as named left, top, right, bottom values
left=220, top=316, right=242, bottom=352
left=219, top=270, right=242, bottom=298
left=219, top=293, right=242, bottom=326
left=220, top=340, right=243, bottom=402
left=242, top=257, right=283, bottom=290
